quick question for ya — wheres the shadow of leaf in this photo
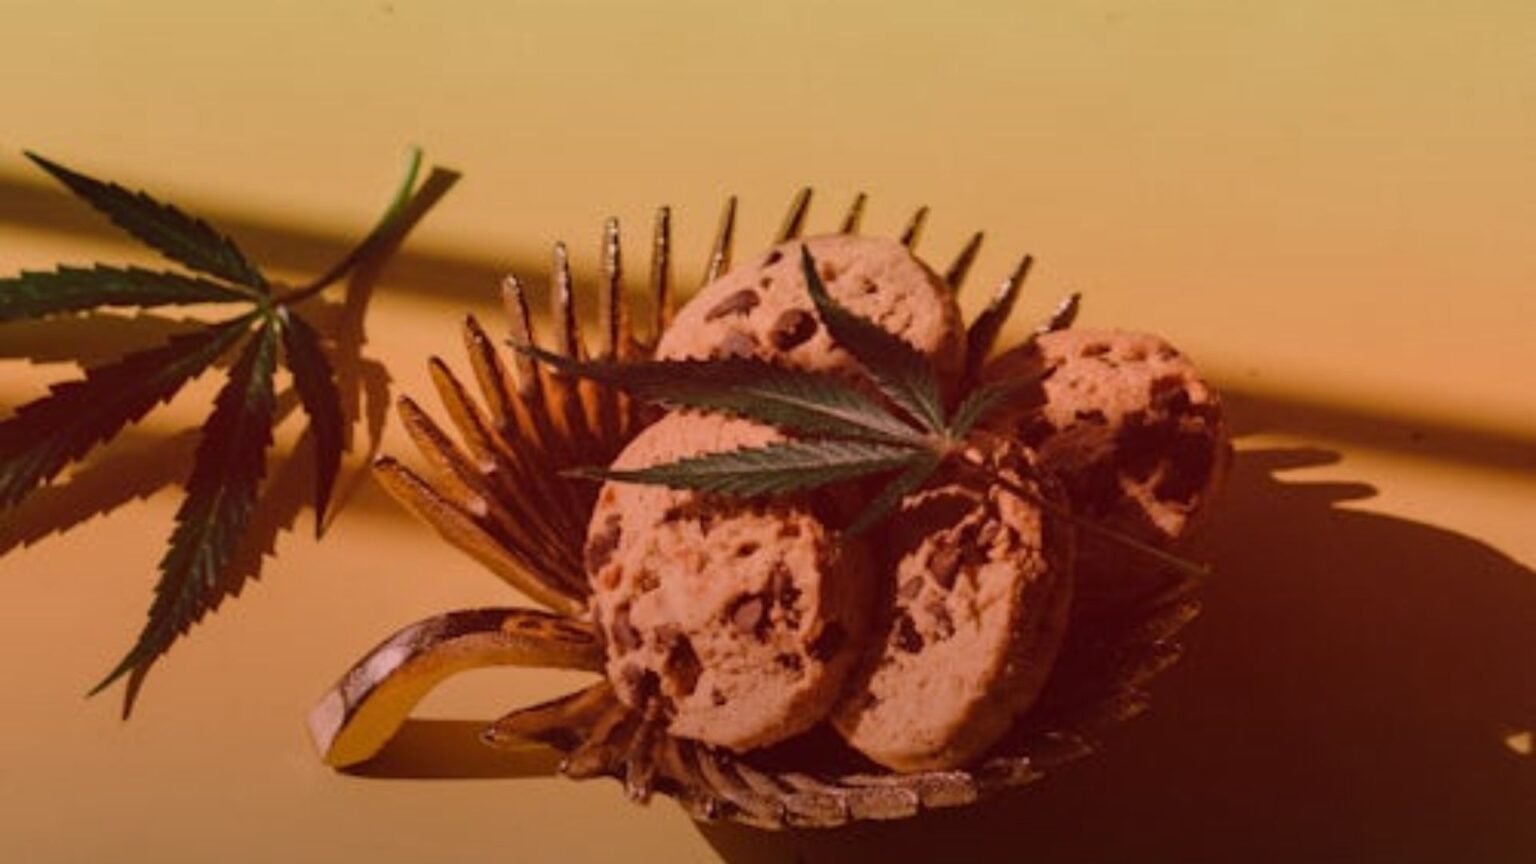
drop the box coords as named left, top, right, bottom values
left=0, top=426, right=197, bottom=555
left=0, top=394, right=298, bottom=557
left=0, top=312, right=208, bottom=366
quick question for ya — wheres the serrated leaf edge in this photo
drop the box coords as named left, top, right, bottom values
left=91, top=318, right=281, bottom=707
left=26, top=152, right=268, bottom=291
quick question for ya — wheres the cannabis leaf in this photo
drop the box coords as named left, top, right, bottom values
left=526, top=244, right=1209, bottom=578
left=0, top=148, right=445, bottom=711
left=92, top=318, right=280, bottom=705
left=0, top=266, right=251, bottom=322
left=516, top=246, right=999, bottom=533
left=26, top=152, right=270, bottom=290
left=519, top=350, right=921, bottom=444
left=0, top=312, right=255, bottom=507
left=569, top=439, right=920, bottom=496
left=278, top=309, right=344, bottom=536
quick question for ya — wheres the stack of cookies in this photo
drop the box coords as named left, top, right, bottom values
left=584, top=234, right=1228, bottom=772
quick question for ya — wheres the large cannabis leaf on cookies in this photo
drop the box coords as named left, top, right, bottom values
left=0, top=149, right=442, bottom=712
left=525, top=245, right=1208, bottom=577
left=523, top=246, right=1033, bottom=533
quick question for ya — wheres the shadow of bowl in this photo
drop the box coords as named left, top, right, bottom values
left=697, top=445, right=1536, bottom=862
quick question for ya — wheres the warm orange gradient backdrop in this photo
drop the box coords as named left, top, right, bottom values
left=2, top=2, right=1534, bottom=862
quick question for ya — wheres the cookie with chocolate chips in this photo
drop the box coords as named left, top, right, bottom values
left=832, top=437, right=1075, bottom=772
left=980, top=328, right=1230, bottom=590
left=655, top=233, right=966, bottom=388
left=585, top=412, right=874, bottom=752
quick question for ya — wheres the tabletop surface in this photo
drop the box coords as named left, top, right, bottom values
left=3, top=2, right=1534, bottom=862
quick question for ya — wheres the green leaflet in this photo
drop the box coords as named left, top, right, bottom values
left=799, top=245, right=946, bottom=433
left=517, top=347, right=925, bottom=444
left=947, top=373, right=1044, bottom=440
left=0, top=265, right=251, bottom=322
left=846, top=449, right=944, bottom=535
left=26, top=153, right=268, bottom=291
left=0, top=311, right=259, bottom=507
left=538, top=238, right=1206, bottom=578
left=278, top=310, right=345, bottom=536
left=0, top=150, right=448, bottom=711
left=93, top=319, right=280, bottom=710
left=540, top=246, right=952, bottom=512
left=571, top=439, right=920, bottom=497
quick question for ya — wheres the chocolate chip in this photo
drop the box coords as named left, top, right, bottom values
left=1081, top=342, right=1111, bottom=358
left=730, top=595, right=768, bottom=639
left=1153, top=430, right=1217, bottom=504
left=712, top=329, right=757, bottom=359
left=776, top=652, right=804, bottom=674
left=770, top=565, right=803, bottom=630
left=763, top=250, right=783, bottom=266
left=894, top=614, right=924, bottom=653
left=735, top=541, right=760, bottom=558
left=767, top=308, right=818, bottom=351
left=667, top=636, right=702, bottom=697
left=1117, top=413, right=1177, bottom=482
left=930, top=546, right=961, bottom=590
left=809, top=622, right=846, bottom=660
left=619, top=664, right=651, bottom=700
left=976, top=520, right=1002, bottom=547
left=1151, top=374, right=1192, bottom=415
left=1019, top=417, right=1056, bottom=449
left=711, top=688, right=728, bottom=707
left=930, top=604, right=956, bottom=641
left=704, top=288, right=760, bottom=322
left=1074, top=408, right=1109, bottom=425
left=1163, top=388, right=1192, bottom=416
left=584, top=513, right=621, bottom=573
left=1070, top=458, right=1124, bottom=517
left=960, top=519, right=996, bottom=568
left=610, top=604, right=641, bottom=652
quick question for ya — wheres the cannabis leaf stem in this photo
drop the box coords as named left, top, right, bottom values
left=952, top=451, right=1211, bottom=579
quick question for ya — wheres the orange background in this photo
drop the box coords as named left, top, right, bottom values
left=2, top=2, right=1534, bottom=861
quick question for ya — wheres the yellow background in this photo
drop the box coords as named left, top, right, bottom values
left=2, top=1, right=1534, bottom=861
